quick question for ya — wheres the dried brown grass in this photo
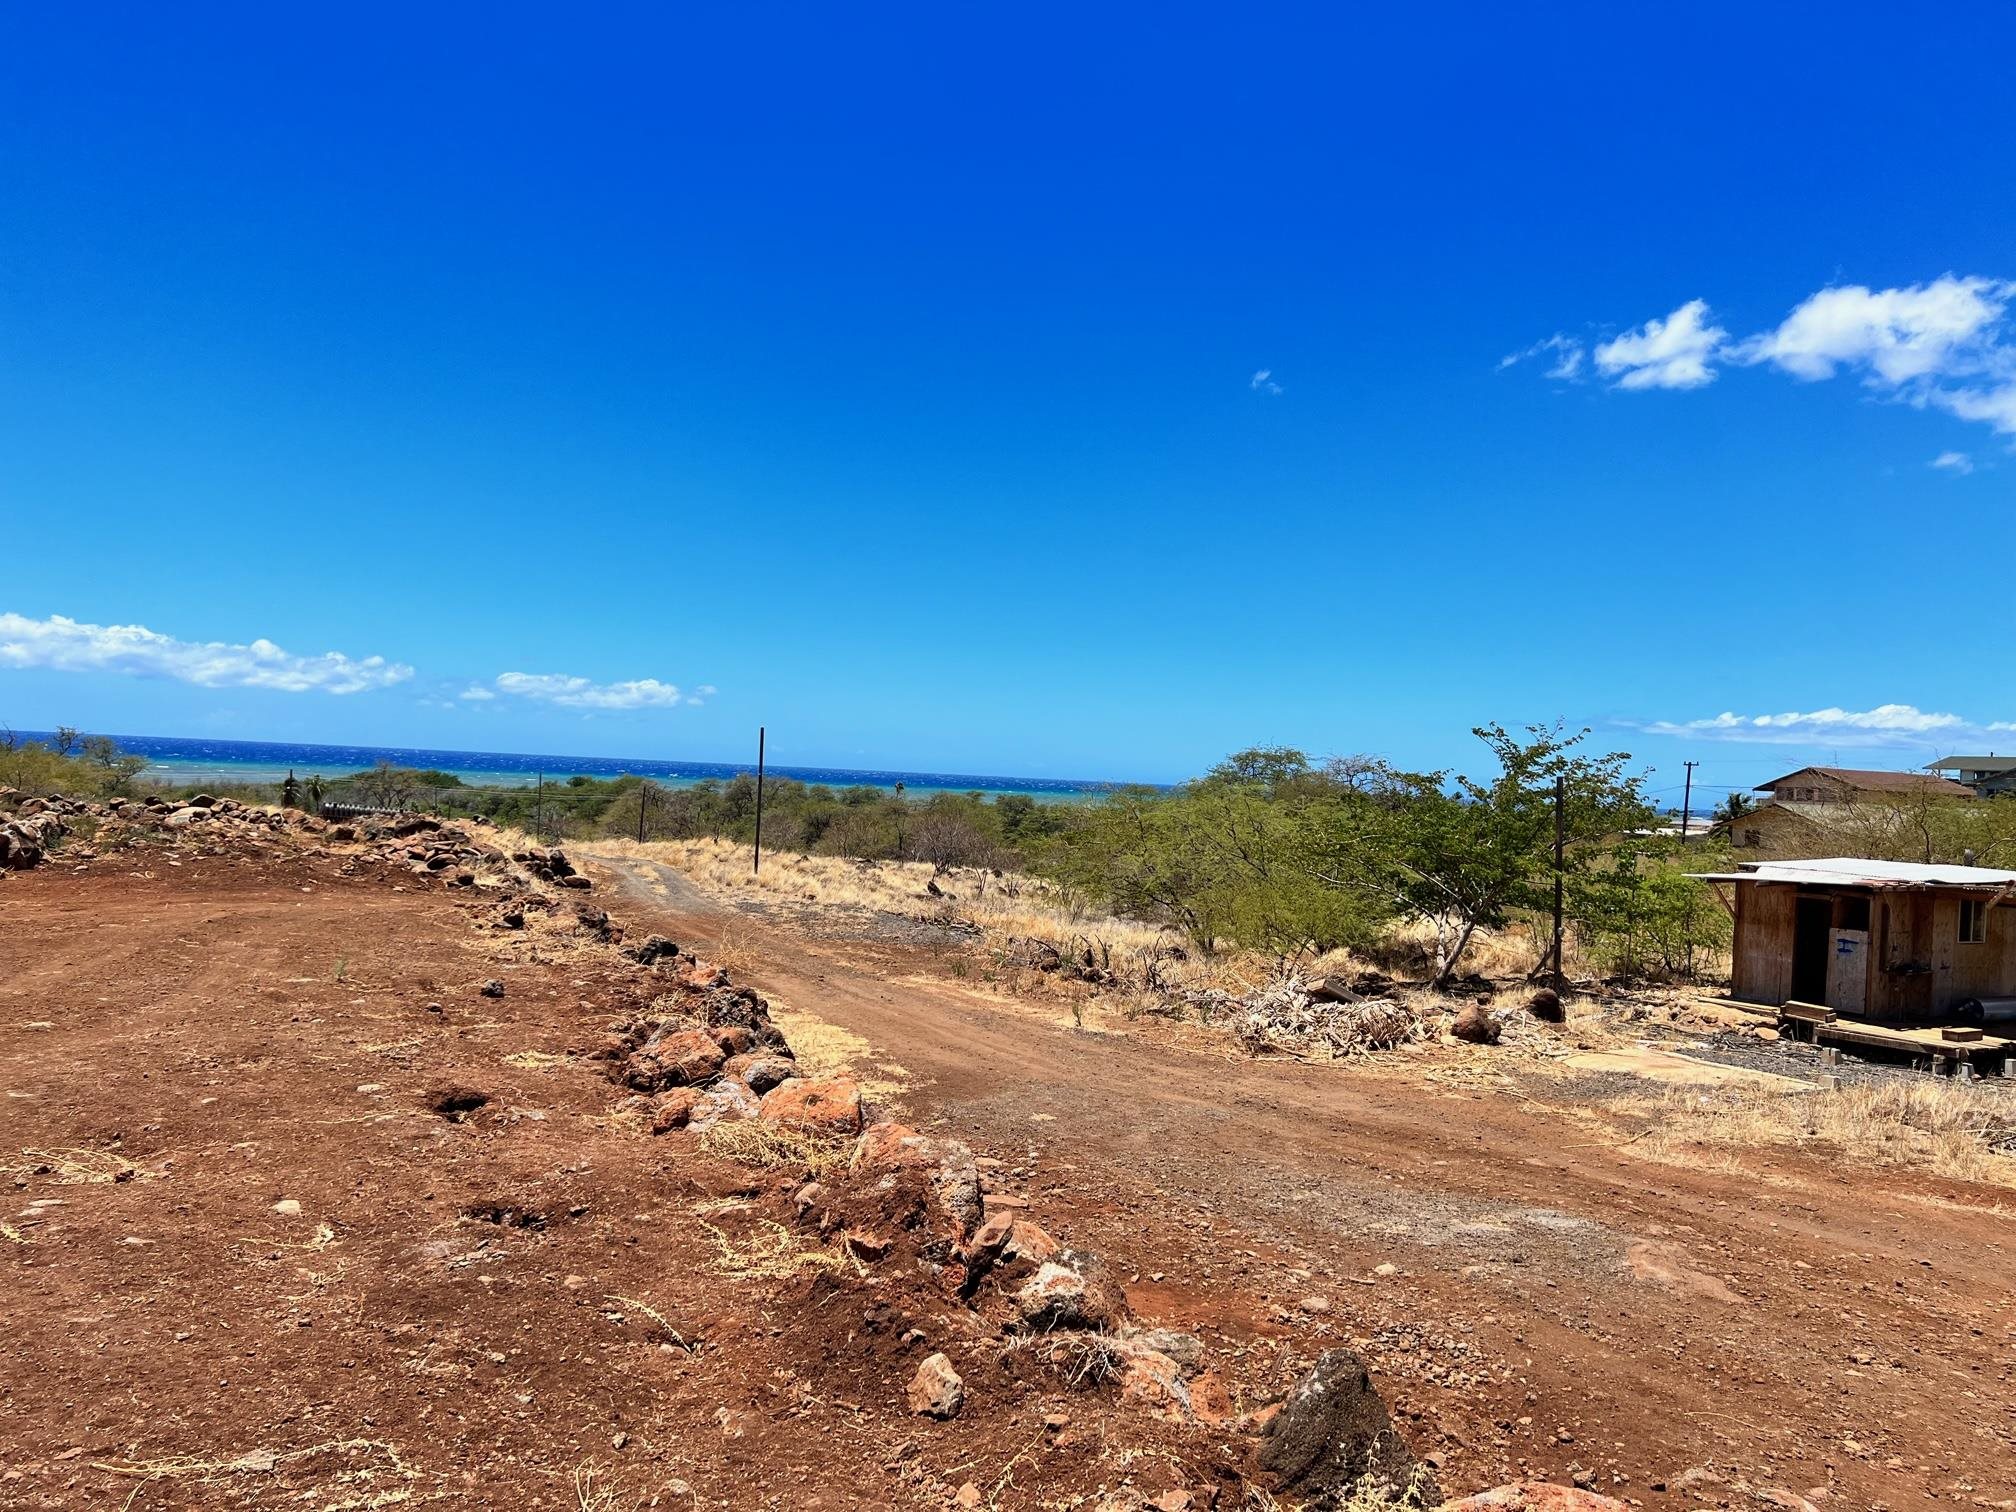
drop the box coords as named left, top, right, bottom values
left=1639, top=1078, right=2016, bottom=1187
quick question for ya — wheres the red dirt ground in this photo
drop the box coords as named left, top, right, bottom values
left=3, top=829, right=2015, bottom=1510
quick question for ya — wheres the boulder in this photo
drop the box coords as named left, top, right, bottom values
left=1450, top=1004, right=1501, bottom=1045
left=964, top=1211, right=1015, bottom=1265
left=689, top=1079, right=760, bottom=1129
left=1014, top=1250, right=1126, bottom=1331
left=1256, top=1348, right=1436, bottom=1508
left=1436, top=1489, right=1629, bottom=1511
left=712, top=1024, right=760, bottom=1057
left=626, top=1028, right=727, bottom=1092
left=647, top=1088, right=703, bottom=1134
left=1007, top=1219, right=1060, bottom=1264
left=855, top=1122, right=985, bottom=1239
left=758, top=1076, right=864, bottom=1135
left=1526, top=988, right=1565, bottom=1023
left=722, top=1053, right=797, bottom=1096
left=625, top=934, right=681, bottom=965
left=906, top=1352, right=964, bottom=1419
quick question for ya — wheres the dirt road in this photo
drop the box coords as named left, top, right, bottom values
left=583, top=846, right=2016, bottom=1509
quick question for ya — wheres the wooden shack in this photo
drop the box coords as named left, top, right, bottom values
left=1693, top=857, right=2016, bottom=1021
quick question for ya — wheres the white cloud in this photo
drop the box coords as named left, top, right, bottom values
left=458, top=685, right=497, bottom=701
left=484, top=672, right=692, bottom=711
left=1592, top=300, right=1727, bottom=390
left=1519, top=274, right=2016, bottom=434
left=0, top=611, right=412, bottom=694
left=1932, top=450, right=1975, bottom=474
left=1736, top=276, right=2011, bottom=384
left=1634, top=702, right=2016, bottom=749
left=1250, top=369, right=1282, bottom=395
left=1499, top=334, right=1585, bottom=380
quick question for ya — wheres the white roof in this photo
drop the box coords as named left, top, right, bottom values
left=1688, top=856, right=2016, bottom=889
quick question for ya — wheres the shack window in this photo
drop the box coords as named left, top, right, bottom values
left=1960, top=898, right=1989, bottom=945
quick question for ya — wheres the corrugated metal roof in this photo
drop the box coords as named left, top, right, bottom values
left=1687, top=856, right=2016, bottom=889
left=1929, top=756, right=2016, bottom=774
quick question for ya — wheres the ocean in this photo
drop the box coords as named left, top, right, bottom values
left=17, top=731, right=1140, bottom=804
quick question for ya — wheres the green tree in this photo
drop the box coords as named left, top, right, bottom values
left=1304, top=724, right=1653, bottom=984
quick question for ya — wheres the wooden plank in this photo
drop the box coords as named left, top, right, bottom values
left=1943, top=1026, right=1984, bottom=1043
left=1781, top=1000, right=1837, bottom=1025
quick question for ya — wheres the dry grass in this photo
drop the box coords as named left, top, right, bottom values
left=698, top=1118, right=855, bottom=1177
left=92, top=1436, right=417, bottom=1500
left=596, top=834, right=1173, bottom=946
left=697, top=1213, right=858, bottom=1280
left=3, top=1146, right=152, bottom=1185
left=1639, top=1078, right=2016, bottom=1187
left=593, top=837, right=1559, bottom=1000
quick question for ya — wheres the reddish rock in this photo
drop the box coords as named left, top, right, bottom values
left=853, top=1119, right=984, bottom=1239
left=711, top=1024, right=759, bottom=1056
left=758, top=1076, right=865, bottom=1135
left=842, top=1227, right=894, bottom=1261
left=1450, top=1003, right=1501, bottom=1045
left=1114, top=1340, right=1188, bottom=1419
left=1436, top=1488, right=1630, bottom=1511
left=856, top=1121, right=932, bottom=1167
left=1007, top=1219, right=1060, bottom=1263
left=1526, top=988, right=1565, bottom=1023
left=906, top=1351, right=964, bottom=1418
left=965, top=1211, right=1015, bottom=1263
left=1187, top=1370, right=1234, bottom=1425
left=625, top=1027, right=726, bottom=1091
left=646, top=1088, right=702, bottom=1134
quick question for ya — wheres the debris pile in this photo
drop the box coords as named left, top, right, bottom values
left=1199, top=973, right=1425, bottom=1060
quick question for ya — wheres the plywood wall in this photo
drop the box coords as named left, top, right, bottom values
left=1940, top=896, right=2016, bottom=1009
left=1732, top=883, right=1795, bottom=1006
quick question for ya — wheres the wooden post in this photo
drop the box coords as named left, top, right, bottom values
left=1681, top=759, right=1698, bottom=978
left=1552, top=774, right=1567, bottom=990
left=636, top=780, right=648, bottom=843
left=535, top=772, right=544, bottom=840
left=752, top=727, right=766, bottom=875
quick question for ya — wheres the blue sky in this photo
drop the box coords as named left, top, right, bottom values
left=4, top=4, right=2015, bottom=799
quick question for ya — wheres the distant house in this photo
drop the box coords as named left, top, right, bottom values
left=1693, top=857, right=2016, bottom=1021
left=1927, top=756, right=2016, bottom=799
left=1753, top=766, right=1973, bottom=805
left=1724, top=767, right=1975, bottom=852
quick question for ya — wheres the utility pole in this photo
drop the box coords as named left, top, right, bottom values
left=636, top=780, right=648, bottom=843
left=534, top=772, right=544, bottom=840
left=1551, top=774, right=1567, bottom=990
left=752, top=727, right=767, bottom=875
left=1679, top=760, right=1698, bottom=841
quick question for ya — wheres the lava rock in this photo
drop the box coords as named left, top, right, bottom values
left=1256, top=1348, right=1436, bottom=1508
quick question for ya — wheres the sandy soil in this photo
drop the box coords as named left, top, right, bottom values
left=3, top=828, right=2015, bottom=1511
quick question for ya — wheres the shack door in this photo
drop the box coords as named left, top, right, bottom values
left=1791, top=895, right=1832, bottom=1004
left=1827, top=929, right=1870, bottom=1015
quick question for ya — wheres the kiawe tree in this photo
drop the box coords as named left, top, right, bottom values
left=1300, top=724, right=1652, bottom=984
